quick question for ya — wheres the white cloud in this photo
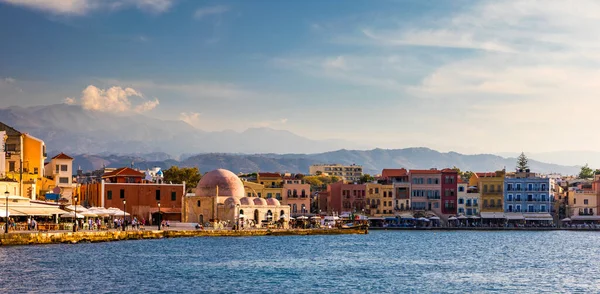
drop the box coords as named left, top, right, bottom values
left=323, top=56, right=348, bottom=70
left=78, top=85, right=158, bottom=112
left=180, top=112, right=202, bottom=128
left=3, top=77, right=16, bottom=84
left=253, top=118, right=288, bottom=128
left=0, top=0, right=175, bottom=15
left=63, top=97, right=76, bottom=105
left=193, top=5, right=229, bottom=20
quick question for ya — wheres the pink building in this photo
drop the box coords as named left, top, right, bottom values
left=409, top=169, right=442, bottom=215
left=282, top=177, right=311, bottom=217
left=327, top=182, right=366, bottom=214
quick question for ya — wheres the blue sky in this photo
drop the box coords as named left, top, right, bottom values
left=0, top=0, right=598, bottom=154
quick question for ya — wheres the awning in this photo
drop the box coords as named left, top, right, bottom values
left=368, top=217, right=385, bottom=221
left=150, top=208, right=181, bottom=214
left=399, top=214, right=414, bottom=219
left=524, top=213, right=553, bottom=221
left=571, top=215, right=600, bottom=221
left=480, top=212, right=506, bottom=219
left=429, top=216, right=440, bottom=220
left=9, top=205, right=65, bottom=216
left=505, top=213, right=525, bottom=220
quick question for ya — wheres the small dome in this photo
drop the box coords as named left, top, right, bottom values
left=224, top=197, right=241, bottom=208
left=266, top=198, right=280, bottom=206
left=253, top=198, right=267, bottom=206
left=196, top=169, right=245, bottom=197
left=240, top=197, right=253, bottom=206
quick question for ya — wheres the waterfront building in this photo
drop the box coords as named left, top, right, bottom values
left=409, top=169, right=442, bottom=216
left=381, top=168, right=411, bottom=211
left=441, top=168, right=458, bottom=215
left=504, top=170, right=554, bottom=223
left=327, top=182, right=366, bottom=215
left=0, top=122, right=48, bottom=198
left=472, top=171, right=505, bottom=213
left=456, top=180, right=468, bottom=215
left=282, top=176, right=311, bottom=217
left=566, top=188, right=600, bottom=222
left=309, top=164, right=363, bottom=182
left=365, top=183, right=394, bottom=216
left=465, top=185, right=481, bottom=216
left=44, top=153, right=74, bottom=202
left=83, top=167, right=185, bottom=223
left=0, top=131, right=5, bottom=177
left=183, top=169, right=290, bottom=227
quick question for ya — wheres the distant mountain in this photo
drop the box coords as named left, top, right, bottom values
left=498, top=151, right=600, bottom=169
left=69, top=147, right=580, bottom=176
left=0, top=104, right=366, bottom=155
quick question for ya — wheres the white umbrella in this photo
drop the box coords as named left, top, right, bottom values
left=297, top=216, right=309, bottom=220
left=561, top=218, right=571, bottom=222
left=458, top=215, right=468, bottom=220
left=279, top=214, right=287, bottom=219
left=448, top=216, right=458, bottom=221
left=239, top=214, right=246, bottom=218
left=311, top=216, right=322, bottom=219
left=429, top=216, right=441, bottom=220
left=80, top=211, right=98, bottom=217
left=470, top=216, right=480, bottom=219
left=60, top=212, right=84, bottom=219
left=0, top=211, right=10, bottom=218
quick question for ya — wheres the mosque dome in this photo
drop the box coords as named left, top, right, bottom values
left=253, top=198, right=267, bottom=206
left=240, top=197, right=253, bottom=206
left=196, top=169, right=245, bottom=198
left=224, top=197, right=241, bottom=208
left=266, top=198, right=280, bottom=206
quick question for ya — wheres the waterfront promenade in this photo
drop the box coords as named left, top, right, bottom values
left=0, top=227, right=368, bottom=246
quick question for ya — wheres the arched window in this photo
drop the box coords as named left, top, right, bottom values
left=239, top=209, right=244, bottom=215
left=280, top=210, right=285, bottom=217
left=293, top=189, right=298, bottom=197
left=197, top=200, right=201, bottom=207
left=287, top=190, right=292, bottom=197
left=292, top=204, right=297, bottom=213
left=301, top=204, right=306, bottom=213
left=383, top=191, right=387, bottom=197
left=301, top=189, right=306, bottom=197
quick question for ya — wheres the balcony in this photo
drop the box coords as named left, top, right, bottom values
left=579, top=209, right=595, bottom=216
left=427, top=196, right=441, bottom=200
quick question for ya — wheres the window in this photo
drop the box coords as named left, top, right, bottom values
left=55, top=165, right=59, bottom=173
left=584, top=199, right=589, bottom=205
left=458, top=198, right=464, bottom=204
left=155, top=190, right=160, bottom=201
left=483, top=185, right=488, bottom=193
left=267, top=193, right=272, bottom=199
left=171, top=191, right=176, bottom=201
left=33, top=167, right=38, bottom=174
left=574, top=198, right=577, bottom=204
left=5, top=144, right=16, bottom=151
left=258, top=193, right=262, bottom=198
left=515, top=205, right=521, bottom=212
left=107, top=191, right=112, bottom=200
left=490, top=185, right=495, bottom=192
left=508, top=205, right=513, bottom=212
left=9, top=161, right=15, bottom=172
left=59, top=177, right=69, bottom=184
left=389, top=201, right=392, bottom=207
left=483, top=200, right=488, bottom=207
left=528, top=205, right=534, bottom=212
left=276, top=193, right=281, bottom=200
left=458, top=186, right=465, bottom=192
left=507, top=194, right=513, bottom=201
left=507, top=184, right=513, bottom=191
left=248, top=192, right=252, bottom=197
left=540, top=205, right=546, bottom=212
left=120, top=189, right=125, bottom=199
left=61, top=165, right=68, bottom=172
left=433, top=202, right=439, bottom=208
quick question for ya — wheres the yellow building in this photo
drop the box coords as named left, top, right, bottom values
left=567, top=189, right=599, bottom=221
left=366, top=183, right=394, bottom=216
left=471, top=171, right=505, bottom=213
left=0, top=122, right=47, bottom=199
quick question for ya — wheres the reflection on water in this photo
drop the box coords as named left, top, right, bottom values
left=1, top=231, right=599, bottom=293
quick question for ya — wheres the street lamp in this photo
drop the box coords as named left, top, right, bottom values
left=157, top=201, right=161, bottom=230
left=4, top=191, right=9, bottom=234
left=122, top=199, right=126, bottom=231
left=73, top=195, right=79, bottom=232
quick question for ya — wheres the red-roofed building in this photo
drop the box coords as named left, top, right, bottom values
left=327, top=182, right=366, bottom=214
left=380, top=168, right=411, bottom=211
left=44, top=152, right=75, bottom=201
left=82, top=166, right=186, bottom=223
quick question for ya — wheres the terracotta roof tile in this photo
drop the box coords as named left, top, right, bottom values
left=409, top=169, right=441, bottom=175
left=258, top=172, right=281, bottom=178
left=102, top=167, right=145, bottom=178
left=381, top=168, right=408, bottom=178
left=52, top=152, right=74, bottom=160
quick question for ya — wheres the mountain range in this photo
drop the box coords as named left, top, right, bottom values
left=0, top=104, right=366, bottom=155
left=68, top=148, right=580, bottom=176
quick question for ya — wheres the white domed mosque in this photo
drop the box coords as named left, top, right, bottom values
left=183, top=169, right=290, bottom=228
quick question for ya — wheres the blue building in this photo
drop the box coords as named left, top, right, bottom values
left=504, top=171, right=554, bottom=214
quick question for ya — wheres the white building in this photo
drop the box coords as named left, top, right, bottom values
left=44, top=153, right=74, bottom=201
left=309, top=164, right=363, bottom=182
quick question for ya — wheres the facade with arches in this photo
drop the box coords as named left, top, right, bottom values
left=183, top=169, right=290, bottom=228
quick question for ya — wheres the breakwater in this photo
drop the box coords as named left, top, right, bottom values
left=369, top=227, right=599, bottom=231
left=0, top=228, right=368, bottom=246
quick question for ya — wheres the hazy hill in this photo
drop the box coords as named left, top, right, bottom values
left=0, top=104, right=365, bottom=155
left=69, top=148, right=580, bottom=176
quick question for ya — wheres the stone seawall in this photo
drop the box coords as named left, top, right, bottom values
left=0, top=228, right=368, bottom=246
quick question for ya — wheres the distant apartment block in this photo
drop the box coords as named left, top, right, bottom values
left=309, top=164, right=363, bottom=182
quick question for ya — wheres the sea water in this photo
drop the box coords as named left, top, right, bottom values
left=1, top=230, right=599, bottom=293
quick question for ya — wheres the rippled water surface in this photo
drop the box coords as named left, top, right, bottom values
left=1, top=230, right=600, bottom=293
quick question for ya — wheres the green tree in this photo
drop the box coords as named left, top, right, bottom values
left=595, top=169, right=600, bottom=175
left=579, top=164, right=594, bottom=179
left=462, top=171, right=474, bottom=182
left=360, top=174, right=375, bottom=184
left=163, top=166, right=202, bottom=192
left=517, top=152, right=529, bottom=171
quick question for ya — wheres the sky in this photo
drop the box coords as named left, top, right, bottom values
left=0, top=0, right=598, bottom=154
